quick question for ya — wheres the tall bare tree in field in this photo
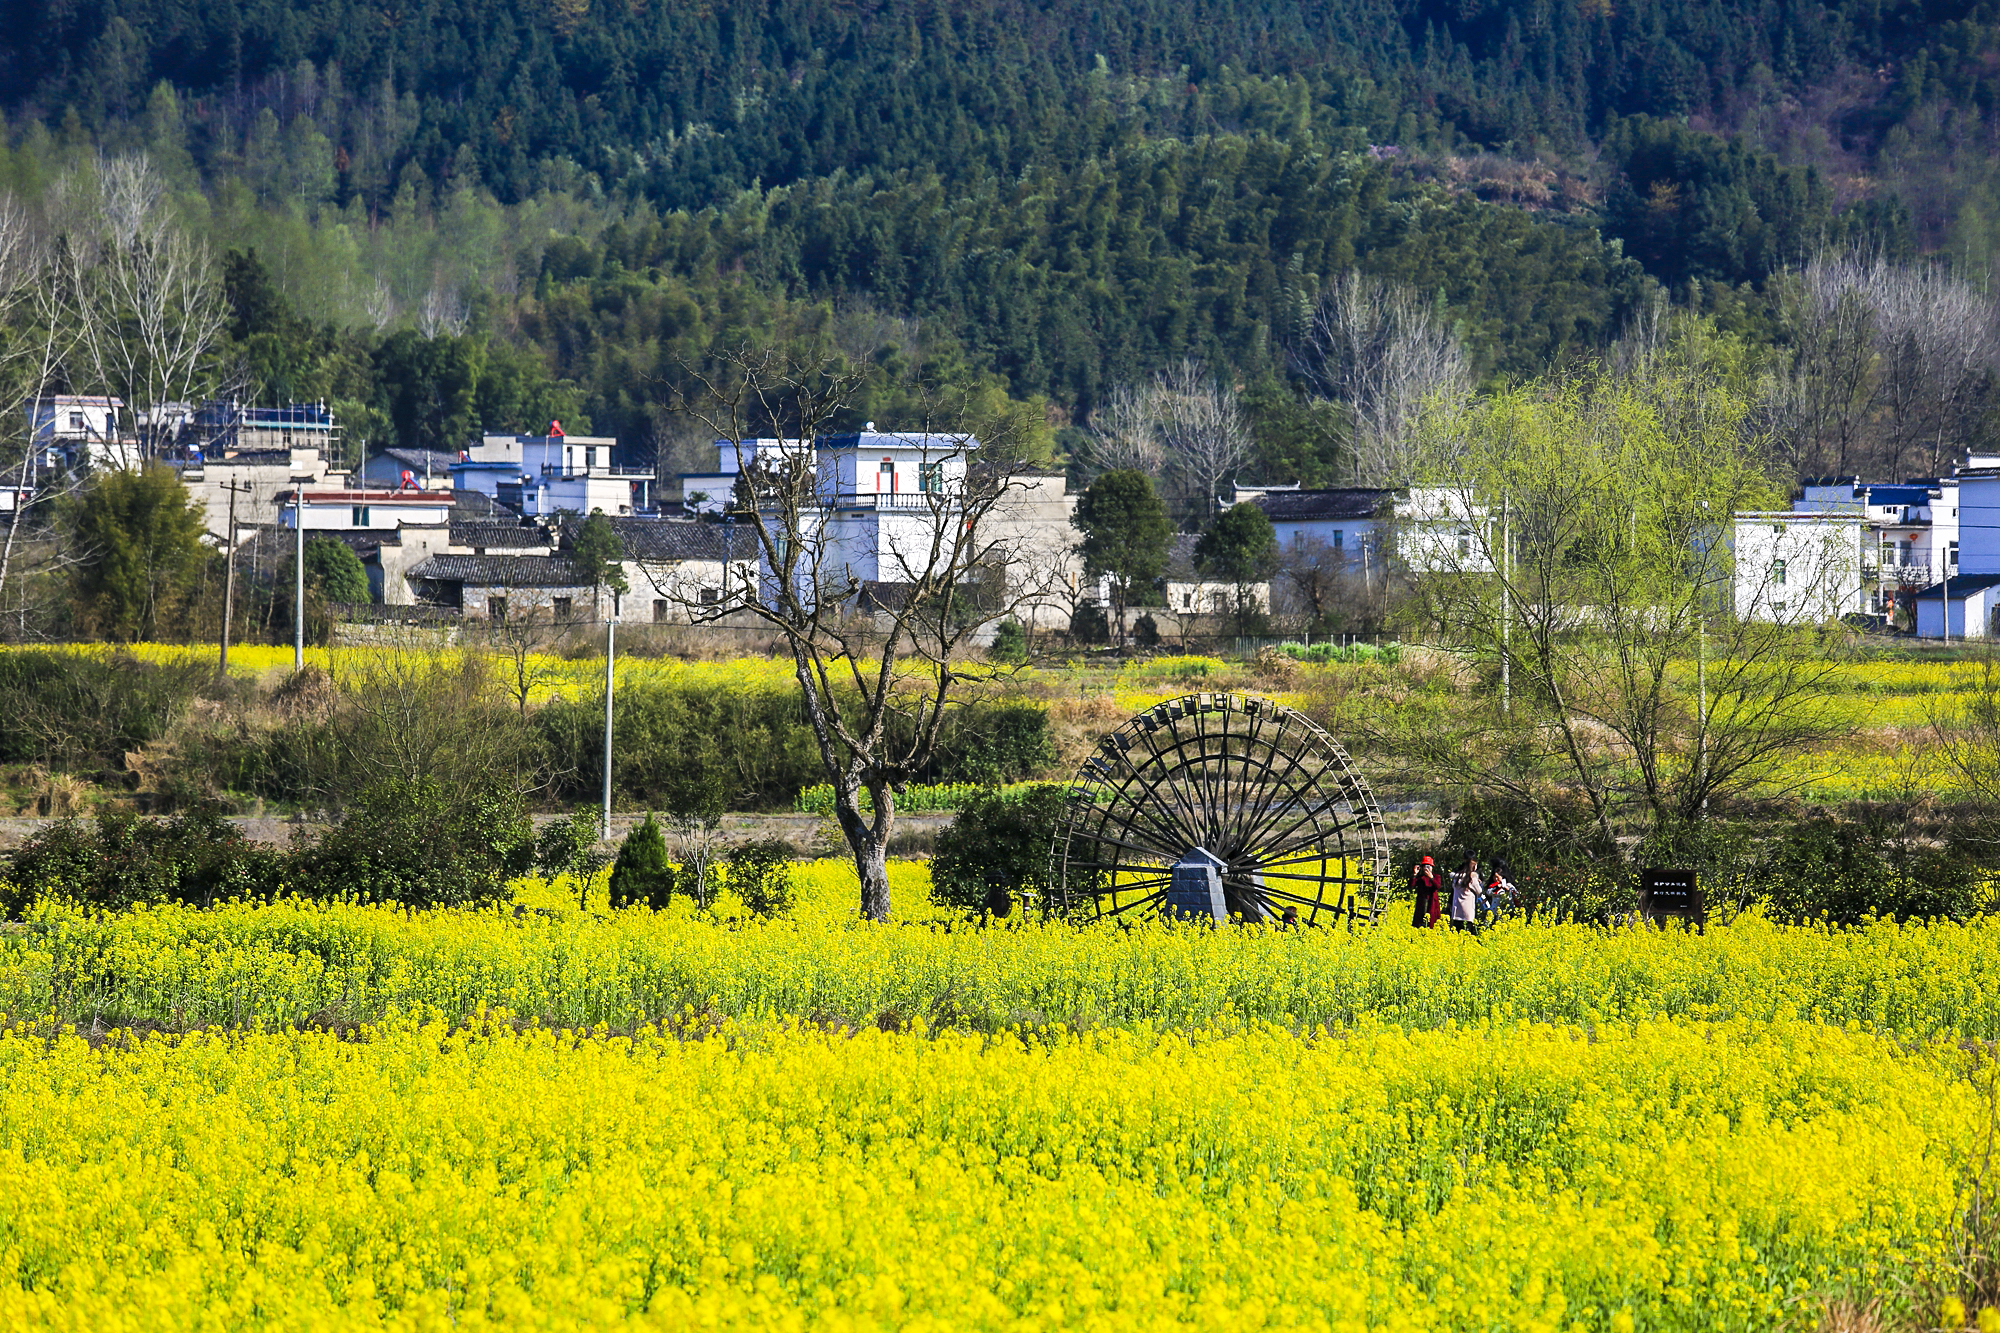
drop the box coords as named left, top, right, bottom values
left=661, top=346, right=1052, bottom=920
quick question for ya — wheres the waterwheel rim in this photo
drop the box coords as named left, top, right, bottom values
left=1048, top=691, right=1389, bottom=926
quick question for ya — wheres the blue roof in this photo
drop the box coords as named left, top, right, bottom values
left=816, top=431, right=977, bottom=451
left=1913, top=574, right=2000, bottom=597
left=1866, top=485, right=1932, bottom=506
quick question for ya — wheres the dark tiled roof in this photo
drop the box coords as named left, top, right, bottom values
left=1249, top=488, right=1394, bottom=521
left=312, top=531, right=383, bottom=559
left=559, top=516, right=750, bottom=562
left=450, top=522, right=550, bottom=551
left=382, top=447, right=463, bottom=476
left=858, top=581, right=915, bottom=612
left=1166, top=534, right=1204, bottom=580
left=450, top=490, right=514, bottom=519
left=411, top=554, right=587, bottom=588
left=207, top=449, right=291, bottom=464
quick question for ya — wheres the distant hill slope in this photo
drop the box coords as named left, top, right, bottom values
left=0, top=0, right=1980, bottom=216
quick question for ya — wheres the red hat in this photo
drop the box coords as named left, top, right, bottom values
left=1420, top=856, right=1434, bottom=865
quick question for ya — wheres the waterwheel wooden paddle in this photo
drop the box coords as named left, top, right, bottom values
left=1049, top=692, right=1389, bottom=925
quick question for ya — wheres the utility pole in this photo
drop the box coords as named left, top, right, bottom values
left=602, top=589, right=619, bottom=841
left=1500, top=494, right=1510, bottom=717
left=292, top=481, right=307, bottom=670
left=219, top=479, right=248, bottom=676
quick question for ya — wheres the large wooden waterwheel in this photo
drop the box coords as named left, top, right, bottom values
left=1049, top=692, right=1390, bottom=925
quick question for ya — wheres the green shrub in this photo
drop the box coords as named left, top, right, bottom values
left=539, top=680, right=822, bottom=811
left=1276, top=641, right=1402, bottom=665
left=1760, top=816, right=1986, bottom=924
left=608, top=814, right=674, bottom=910
left=0, top=649, right=209, bottom=768
left=536, top=809, right=607, bottom=910
left=989, top=619, right=1027, bottom=664
left=926, top=702, right=1055, bottom=786
left=1069, top=605, right=1109, bottom=645
left=727, top=838, right=797, bottom=917
left=930, top=783, right=1069, bottom=914
left=305, top=537, right=371, bottom=603
left=2, top=806, right=282, bottom=915
left=292, top=777, right=535, bottom=909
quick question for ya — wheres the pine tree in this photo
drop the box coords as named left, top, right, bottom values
left=607, top=813, right=673, bottom=909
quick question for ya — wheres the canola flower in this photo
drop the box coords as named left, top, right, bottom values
left=0, top=1013, right=1972, bottom=1331
left=12, top=899, right=2000, bottom=1039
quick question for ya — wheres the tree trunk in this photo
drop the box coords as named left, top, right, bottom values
left=853, top=827, right=892, bottom=922
left=832, top=782, right=895, bottom=921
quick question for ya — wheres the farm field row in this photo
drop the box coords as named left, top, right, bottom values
left=0, top=1012, right=1963, bottom=1331
left=14, top=886, right=2000, bottom=1038
left=2, top=846, right=1994, bottom=1329
left=47, top=643, right=2000, bottom=801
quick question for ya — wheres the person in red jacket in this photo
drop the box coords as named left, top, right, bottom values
left=1409, top=854, right=1443, bottom=928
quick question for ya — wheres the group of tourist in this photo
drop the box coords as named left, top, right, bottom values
left=1407, top=854, right=1518, bottom=934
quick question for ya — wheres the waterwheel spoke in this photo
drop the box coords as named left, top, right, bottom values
left=1051, top=693, right=1387, bottom=927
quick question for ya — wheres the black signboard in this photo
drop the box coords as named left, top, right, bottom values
left=1639, top=868, right=1704, bottom=924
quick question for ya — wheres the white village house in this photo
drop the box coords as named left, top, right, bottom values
left=452, top=428, right=657, bottom=517
left=685, top=428, right=1083, bottom=632
left=1729, top=512, right=1868, bottom=624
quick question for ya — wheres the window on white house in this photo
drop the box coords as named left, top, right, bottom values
left=653, top=599, right=670, bottom=622
left=351, top=506, right=370, bottom=526
left=1772, top=601, right=1787, bottom=618
left=584, top=446, right=597, bottom=469
left=553, top=596, right=573, bottom=621
left=488, top=596, right=508, bottom=622
left=699, top=587, right=721, bottom=605
left=1951, top=541, right=1961, bottom=568
left=67, top=411, right=84, bottom=432
left=1772, top=558, right=1787, bottom=586
left=1333, top=530, right=1344, bottom=550
left=919, top=462, right=943, bottom=493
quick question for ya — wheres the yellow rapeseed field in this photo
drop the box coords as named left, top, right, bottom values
left=0, top=1014, right=1969, bottom=1332
left=0, top=891, right=1990, bottom=1329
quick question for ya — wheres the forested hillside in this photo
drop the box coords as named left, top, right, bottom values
left=0, top=0, right=1996, bottom=481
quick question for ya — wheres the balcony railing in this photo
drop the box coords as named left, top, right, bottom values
left=816, top=489, right=953, bottom=510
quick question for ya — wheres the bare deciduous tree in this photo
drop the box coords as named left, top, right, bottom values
left=1866, top=260, right=1997, bottom=478
left=1768, top=254, right=2000, bottom=481
left=59, top=155, right=227, bottom=461
left=1293, top=271, right=1470, bottom=486
left=1768, top=261, right=1878, bottom=477
left=364, top=279, right=399, bottom=333
left=418, top=279, right=469, bottom=339
left=659, top=346, right=1050, bottom=920
left=0, top=199, right=89, bottom=636
left=1153, top=359, right=1251, bottom=519
left=1080, top=382, right=1167, bottom=476
left=1084, top=360, right=1250, bottom=519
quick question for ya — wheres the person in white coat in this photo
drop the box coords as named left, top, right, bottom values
left=1449, top=855, right=1481, bottom=935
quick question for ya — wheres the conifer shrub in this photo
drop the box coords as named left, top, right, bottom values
left=608, top=814, right=674, bottom=910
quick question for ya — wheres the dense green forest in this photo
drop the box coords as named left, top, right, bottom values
left=0, top=0, right=1997, bottom=483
